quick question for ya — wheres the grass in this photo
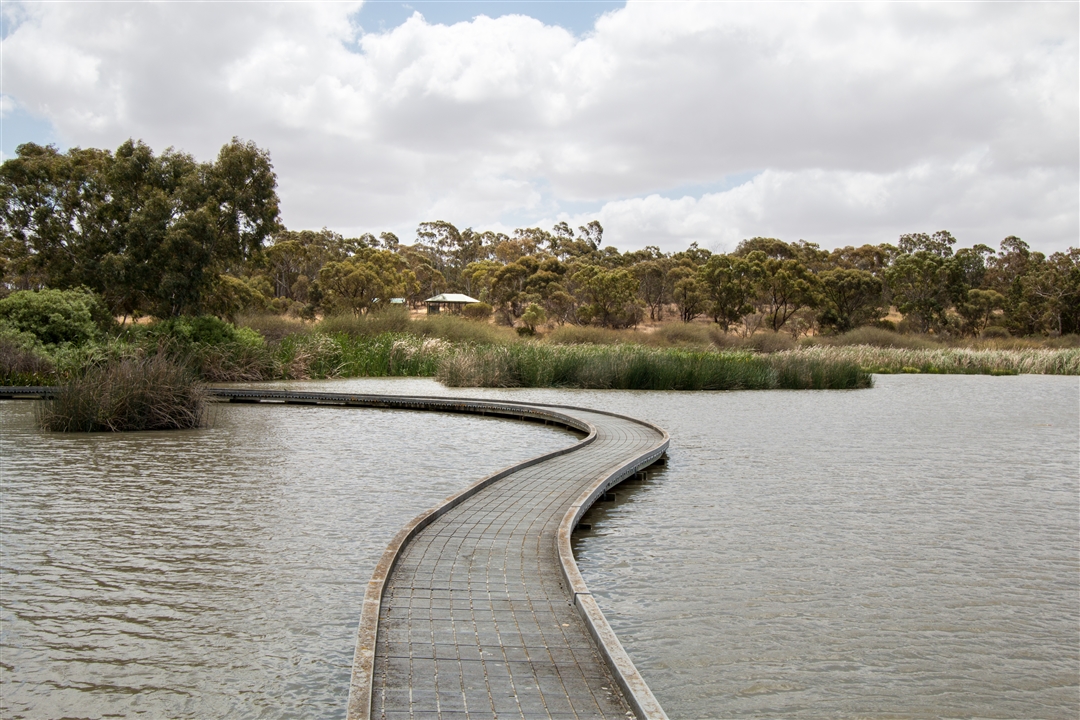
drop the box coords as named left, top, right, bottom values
left=437, top=343, right=872, bottom=390
left=787, top=345, right=1080, bottom=375
left=37, top=352, right=208, bottom=432
left=315, top=309, right=517, bottom=345
left=7, top=310, right=1077, bottom=395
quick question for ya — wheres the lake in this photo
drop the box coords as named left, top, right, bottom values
left=2, top=374, right=1077, bottom=718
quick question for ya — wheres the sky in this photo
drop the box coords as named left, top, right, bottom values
left=1, top=1, right=1077, bottom=255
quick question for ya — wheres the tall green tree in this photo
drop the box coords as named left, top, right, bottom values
left=0, top=138, right=281, bottom=318
left=571, top=265, right=641, bottom=328
left=752, top=254, right=820, bottom=332
left=884, top=251, right=952, bottom=333
left=817, top=268, right=884, bottom=333
left=699, top=254, right=757, bottom=332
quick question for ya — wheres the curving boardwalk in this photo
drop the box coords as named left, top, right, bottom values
left=1, top=387, right=670, bottom=719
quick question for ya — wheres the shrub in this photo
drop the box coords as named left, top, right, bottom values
left=38, top=352, right=208, bottom=432
left=981, top=326, right=1011, bottom=339
left=744, top=332, right=796, bottom=354
left=0, top=288, right=114, bottom=346
left=317, top=307, right=411, bottom=337
left=236, top=312, right=311, bottom=341
left=824, top=326, right=941, bottom=350
left=545, top=325, right=629, bottom=345
left=653, top=323, right=713, bottom=347
left=438, top=343, right=871, bottom=390
left=143, top=315, right=263, bottom=347
left=0, top=337, right=55, bottom=385
left=462, top=302, right=493, bottom=320
left=412, top=314, right=518, bottom=344
left=1045, top=334, right=1080, bottom=349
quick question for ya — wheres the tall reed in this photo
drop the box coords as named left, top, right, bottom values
left=38, top=352, right=208, bottom=432
left=437, top=343, right=872, bottom=390
left=785, top=345, right=1080, bottom=375
left=272, top=332, right=447, bottom=379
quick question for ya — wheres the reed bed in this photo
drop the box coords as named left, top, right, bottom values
left=38, top=352, right=208, bottom=432
left=437, top=343, right=872, bottom=390
left=272, top=332, right=446, bottom=379
left=783, top=345, right=1080, bottom=375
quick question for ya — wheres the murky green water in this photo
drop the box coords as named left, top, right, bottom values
left=3, top=375, right=1077, bottom=718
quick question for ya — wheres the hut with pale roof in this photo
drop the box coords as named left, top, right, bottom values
left=425, top=293, right=480, bottom=314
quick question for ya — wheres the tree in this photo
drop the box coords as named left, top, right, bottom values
left=0, top=138, right=281, bottom=318
left=571, top=265, right=641, bottom=328
left=205, top=137, right=281, bottom=263
left=519, top=303, right=547, bottom=334
left=668, top=264, right=706, bottom=323
left=318, top=249, right=415, bottom=315
left=817, top=268, right=884, bottom=333
left=752, top=254, right=820, bottom=332
left=884, top=251, right=951, bottom=332
left=1023, top=249, right=1080, bottom=336
left=734, top=236, right=796, bottom=260
left=699, top=255, right=757, bottom=332
left=577, top=220, right=603, bottom=250
left=632, top=257, right=671, bottom=322
left=956, top=288, right=1005, bottom=336
left=897, top=230, right=956, bottom=258
left=262, top=229, right=350, bottom=302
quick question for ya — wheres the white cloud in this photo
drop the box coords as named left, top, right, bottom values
left=2, top=0, right=1076, bottom=253
left=560, top=156, right=1078, bottom=255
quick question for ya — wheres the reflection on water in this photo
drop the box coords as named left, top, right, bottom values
left=2, top=376, right=1077, bottom=719
left=0, top=394, right=576, bottom=719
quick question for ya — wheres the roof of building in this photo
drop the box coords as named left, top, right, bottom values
left=425, top=293, right=480, bottom=304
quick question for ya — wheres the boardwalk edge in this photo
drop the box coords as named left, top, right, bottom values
left=556, top=416, right=671, bottom=720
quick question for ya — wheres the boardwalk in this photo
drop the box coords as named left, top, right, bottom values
left=359, top=404, right=667, bottom=720
left=1, top=388, right=670, bottom=719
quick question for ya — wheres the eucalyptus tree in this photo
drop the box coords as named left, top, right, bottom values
left=699, top=254, right=757, bottom=332
left=318, top=249, right=417, bottom=315
left=817, top=268, right=885, bottom=333
left=0, top=137, right=281, bottom=317
left=571, top=264, right=641, bottom=328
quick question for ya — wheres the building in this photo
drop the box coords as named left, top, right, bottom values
left=425, top=293, right=480, bottom=314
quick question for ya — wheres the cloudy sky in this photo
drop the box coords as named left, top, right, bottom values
left=2, top=1, right=1077, bottom=254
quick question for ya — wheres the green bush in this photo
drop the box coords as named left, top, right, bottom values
left=412, top=314, right=518, bottom=344
left=744, top=331, right=796, bottom=353
left=142, top=315, right=263, bottom=347
left=462, top=302, right=493, bottom=320
left=236, top=312, right=312, bottom=342
left=0, top=288, right=114, bottom=346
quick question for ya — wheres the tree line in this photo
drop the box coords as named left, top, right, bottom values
left=3, top=140, right=1078, bottom=337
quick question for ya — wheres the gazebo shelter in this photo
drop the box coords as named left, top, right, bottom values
left=425, top=293, right=480, bottom=314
